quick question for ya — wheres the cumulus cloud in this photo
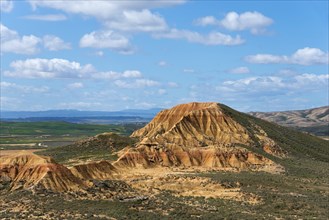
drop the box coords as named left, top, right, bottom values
left=3, top=58, right=160, bottom=93
left=28, top=1, right=185, bottom=20
left=28, top=1, right=182, bottom=34
left=154, top=29, right=244, bottom=45
left=105, top=9, right=168, bottom=32
left=1, top=24, right=41, bottom=54
left=228, top=66, right=250, bottom=74
left=195, top=11, right=273, bottom=35
left=80, top=30, right=134, bottom=54
left=1, top=0, right=13, bottom=13
left=4, top=58, right=95, bottom=78
left=23, top=14, right=67, bottom=21
left=246, top=47, right=329, bottom=65
left=1, top=24, right=72, bottom=54
left=114, top=79, right=160, bottom=88
left=43, top=35, right=71, bottom=51
left=220, top=11, right=273, bottom=34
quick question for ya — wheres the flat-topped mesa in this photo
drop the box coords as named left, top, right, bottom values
left=115, top=102, right=284, bottom=170
left=131, top=102, right=253, bottom=148
left=0, top=152, right=86, bottom=192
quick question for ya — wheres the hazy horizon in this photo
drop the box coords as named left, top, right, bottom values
left=1, top=1, right=328, bottom=112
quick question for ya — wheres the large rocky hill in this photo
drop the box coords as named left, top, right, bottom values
left=115, top=102, right=285, bottom=170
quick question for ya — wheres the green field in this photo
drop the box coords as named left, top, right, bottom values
left=0, top=121, right=143, bottom=150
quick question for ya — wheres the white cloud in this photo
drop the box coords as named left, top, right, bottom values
left=195, top=11, right=273, bottom=35
left=229, top=66, right=250, bottom=74
left=154, top=29, right=244, bottom=45
left=122, top=70, right=142, bottom=78
left=105, top=9, right=168, bottom=32
left=1, top=0, right=13, bottom=13
left=114, top=79, right=160, bottom=88
left=0, top=81, right=49, bottom=93
left=1, top=24, right=72, bottom=54
left=80, top=30, right=134, bottom=54
left=43, top=35, right=71, bottom=51
left=28, top=1, right=183, bottom=34
left=194, top=16, right=217, bottom=26
left=28, top=1, right=185, bottom=20
left=1, top=24, right=41, bottom=55
left=4, top=58, right=152, bottom=83
left=216, top=73, right=329, bottom=94
left=220, top=11, right=273, bottom=34
left=67, top=82, right=84, bottom=89
left=246, top=47, right=329, bottom=65
left=92, top=70, right=142, bottom=80
left=4, top=58, right=95, bottom=78
left=23, top=14, right=67, bottom=21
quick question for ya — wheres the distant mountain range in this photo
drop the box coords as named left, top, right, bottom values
left=0, top=108, right=163, bottom=123
left=249, top=106, right=329, bottom=137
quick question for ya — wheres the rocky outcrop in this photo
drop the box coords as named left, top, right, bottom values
left=114, top=145, right=273, bottom=169
left=132, top=102, right=253, bottom=147
left=0, top=152, right=86, bottom=192
left=115, top=102, right=284, bottom=170
left=71, top=161, right=117, bottom=180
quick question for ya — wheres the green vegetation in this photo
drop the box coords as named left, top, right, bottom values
left=0, top=121, right=128, bottom=136
left=39, top=132, right=137, bottom=163
left=0, top=121, right=142, bottom=146
left=220, top=104, right=329, bottom=163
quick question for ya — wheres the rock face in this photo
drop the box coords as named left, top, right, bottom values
left=115, top=102, right=283, bottom=169
left=132, top=102, right=252, bottom=147
left=71, top=161, right=117, bottom=180
left=0, top=152, right=86, bottom=192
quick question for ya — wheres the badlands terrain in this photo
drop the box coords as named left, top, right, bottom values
left=0, top=102, right=328, bottom=219
left=249, top=106, right=329, bottom=138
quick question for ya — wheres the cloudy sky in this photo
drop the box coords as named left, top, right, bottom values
left=1, top=0, right=328, bottom=112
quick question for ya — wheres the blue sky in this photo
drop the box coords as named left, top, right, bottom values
left=1, top=0, right=328, bottom=112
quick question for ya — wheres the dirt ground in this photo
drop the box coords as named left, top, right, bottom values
left=0, top=149, right=45, bottom=157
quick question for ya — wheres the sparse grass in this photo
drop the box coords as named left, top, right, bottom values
left=38, top=132, right=137, bottom=163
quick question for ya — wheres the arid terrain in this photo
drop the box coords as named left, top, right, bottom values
left=249, top=106, right=329, bottom=138
left=1, top=102, right=328, bottom=219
